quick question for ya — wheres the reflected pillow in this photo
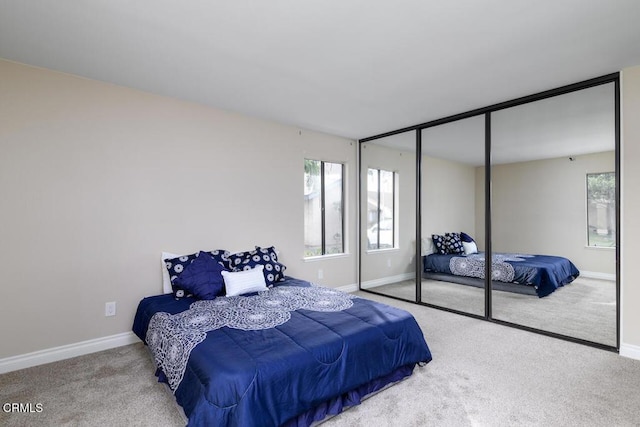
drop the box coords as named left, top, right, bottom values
left=222, top=265, right=269, bottom=296
left=460, top=232, right=475, bottom=244
left=421, top=237, right=434, bottom=256
left=445, top=232, right=464, bottom=254
left=432, top=234, right=447, bottom=255
left=463, top=241, right=478, bottom=255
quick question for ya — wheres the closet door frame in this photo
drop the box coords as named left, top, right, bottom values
left=358, top=72, right=620, bottom=352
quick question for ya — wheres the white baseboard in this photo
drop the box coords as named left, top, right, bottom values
left=0, top=332, right=141, bottom=374
left=360, top=273, right=415, bottom=290
left=337, top=283, right=358, bottom=293
left=620, top=343, right=640, bottom=361
left=580, top=271, right=616, bottom=281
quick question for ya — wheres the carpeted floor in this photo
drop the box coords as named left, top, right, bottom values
left=2, top=291, right=638, bottom=426
left=370, top=276, right=617, bottom=346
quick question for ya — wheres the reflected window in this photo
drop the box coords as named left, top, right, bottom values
left=367, top=168, right=397, bottom=250
left=304, top=160, right=344, bottom=257
left=587, top=172, right=616, bottom=248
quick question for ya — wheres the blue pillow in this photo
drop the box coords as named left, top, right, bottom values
left=432, top=234, right=447, bottom=255
left=445, top=232, right=464, bottom=254
left=460, top=232, right=475, bottom=243
left=174, top=251, right=226, bottom=300
left=228, top=246, right=286, bottom=286
left=165, top=249, right=230, bottom=298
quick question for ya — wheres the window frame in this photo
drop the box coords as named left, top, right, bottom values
left=586, top=171, right=616, bottom=248
left=367, top=167, right=397, bottom=251
left=304, top=159, right=345, bottom=258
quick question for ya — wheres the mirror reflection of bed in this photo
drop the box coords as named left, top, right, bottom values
left=361, top=82, right=617, bottom=348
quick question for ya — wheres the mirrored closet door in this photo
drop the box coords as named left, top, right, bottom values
left=360, top=131, right=417, bottom=301
left=490, top=82, right=617, bottom=347
left=420, top=116, right=485, bottom=316
left=358, top=74, right=619, bottom=350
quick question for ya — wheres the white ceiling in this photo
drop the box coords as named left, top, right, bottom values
left=1, top=1, right=639, bottom=140
left=370, top=82, right=615, bottom=165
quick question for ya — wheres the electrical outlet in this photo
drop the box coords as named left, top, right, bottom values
left=318, top=269, right=324, bottom=279
left=105, top=301, right=116, bottom=317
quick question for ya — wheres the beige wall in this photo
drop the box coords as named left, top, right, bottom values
left=622, top=65, right=640, bottom=352
left=3, top=57, right=639, bottom=360
left=0, top=60, right=357, bottom=359
left=490, top=151, right=615, bottom=275
left=422, top=155, right=477, bottom=246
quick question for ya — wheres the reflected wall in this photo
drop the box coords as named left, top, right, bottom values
left=420, top=116, right=485, bottom=316
left=490, top=83, right=617, bottom=347
left=359, top=74, right=619, bottom=349
left=360, top=132, right=417, bottom=301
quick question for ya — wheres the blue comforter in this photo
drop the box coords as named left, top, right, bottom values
left=423, top=252, right=579, bottom=297
left=132, top=278, right=431, bottom=426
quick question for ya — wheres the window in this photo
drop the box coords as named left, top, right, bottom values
left=304, top=160, right=344, bottom=257
left=586, top=172, right=615, bottom=247
left=367, top=168, right=396, bottom=250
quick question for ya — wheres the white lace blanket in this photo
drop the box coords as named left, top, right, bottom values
left=146, top=286, right=355, bottom=391
left=449, top=253, right=534, bottom=282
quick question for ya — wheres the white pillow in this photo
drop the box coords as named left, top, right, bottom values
left=222, top=265, right=268, bottom=296
left=421, top=237, right=434, bottom=256
left=161, top=252, right=179, bottom=294
left=463, top=241, right=478, bottom=255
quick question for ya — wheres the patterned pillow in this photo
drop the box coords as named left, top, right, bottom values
left=165, top=253, right=198, bottom=298
left=209, top=249, right=231, bottom=269
left=165, top=249, right=230, bottom=298
left=174, top=251, right=226, bottom=300
left=228, top=246, right=286, bottom=286
left=431, top=234, right=447, bottom=255
left=445, top=232, right=465, bottom=254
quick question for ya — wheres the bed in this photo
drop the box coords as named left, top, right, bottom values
left=132, top=277, right=432, bottom=426
left=423, top=252, right=580, bottom=297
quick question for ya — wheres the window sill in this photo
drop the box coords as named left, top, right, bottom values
left=303, top=253, right=350, bottom=262
left=365, top=247, right=399, bottom=255
left=584, top=245, right=616, bottom=250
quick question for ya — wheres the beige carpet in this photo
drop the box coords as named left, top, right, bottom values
left=370, top=276, right=617, bottom=347
left=2, top=291, right=639, bottom=426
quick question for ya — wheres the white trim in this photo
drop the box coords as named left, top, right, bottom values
left=0, top=332, right=140, bottom=374
left=620, top=343, right=640, bottom=361
left=337, top=283, right=358, bottom=293
left=303, top=253, right=350, bottom=262
left=360, top=273, right=414, bottom=289
left=580, top=271, right=616, bottom=281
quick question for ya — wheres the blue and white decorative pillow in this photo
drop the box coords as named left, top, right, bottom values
left=228, top=246, right=286, bottom=286
left=174, top=251, right=227, bottom=300
left=165, top=253, right=198, bottom=298
left=445, top=232, right=464, bottom=254
left=431, top=234, right=448, bottom=255
left=165, top=249, right=230, bottom=298
left=208, top=249, right=231, bottom=269
left=445, top=232, right=465, bottom=255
